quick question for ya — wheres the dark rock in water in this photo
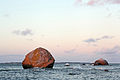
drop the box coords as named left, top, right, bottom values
left=82, top=63, right=85, bottom=65
left=91, top=72, right=96, bottom=74
left=68, top=73, right=76, bottom=75
left=104, top=69, right=109, bottom=72
left=94, top=58, right=109, bottom=66
left=22, top=47, right=55, bottom=69
left=22, top=64, right=33, bottom=69
left=68, top=73, right=80, bottom=75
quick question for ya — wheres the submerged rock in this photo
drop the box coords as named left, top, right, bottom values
left=104, top=69, right=109, bottom=72
left=22, top=47, right=55, bottom=69
left=82, top=63, right=85, bottom=65
left=68, top=73, right=80, bottom=75
left=94, top=58, right=109, bottom=65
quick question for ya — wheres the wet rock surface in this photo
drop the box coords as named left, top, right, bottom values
left=94, top=58, right=109, bottom=65
left=22, top=47, right=55, bottom=69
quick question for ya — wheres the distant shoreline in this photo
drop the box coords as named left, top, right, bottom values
left=0, top=62, right=120, bottom=64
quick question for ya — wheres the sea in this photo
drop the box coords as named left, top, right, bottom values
left=0, top=62, right=120, bottom=80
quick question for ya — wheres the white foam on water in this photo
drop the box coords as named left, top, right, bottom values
left=0, top=63, right=120, bottom=80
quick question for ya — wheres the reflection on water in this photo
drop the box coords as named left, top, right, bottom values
left=0, top=62, right=120, bottom=80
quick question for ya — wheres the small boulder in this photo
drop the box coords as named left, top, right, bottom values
left=104, top=69, right=109, bottom=72
left=22, top=47, right=55, bottom=69
left=94, top=58, right=109, bottom=65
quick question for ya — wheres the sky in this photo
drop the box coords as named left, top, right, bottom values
left=0, top=0, right=120, bottom=63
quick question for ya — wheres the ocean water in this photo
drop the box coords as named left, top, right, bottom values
left=0, top=62, right=120, bottom=80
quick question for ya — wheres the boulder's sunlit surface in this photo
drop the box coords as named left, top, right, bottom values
left=0, top=62, right=120, bottom=80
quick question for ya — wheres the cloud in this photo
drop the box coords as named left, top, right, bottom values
left=101, top=35, right=114, bottom=39
left=108, top=0, right=120, bottom=4
left=13, top=29, right=33, bottom=36
left=13, top=30, right=20, bottom=35
left=21, top=29, right=33, bottom=36
left=76, top=0, right=120, bottom=6
left=83, top=35, right=114, bottom=43
left=74, top=0, right=82, bottom=5
left=95, top=46, right=120, bottom=54
left=84, top=38, right=97, bottom=43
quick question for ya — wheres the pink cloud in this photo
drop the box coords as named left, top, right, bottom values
left=111, top=0, right=120, bottom=4
left=87, top=0, right=97, bottom=5
left=76, top=0, right=82, bottom=3
left=76, top=0, right=120, bottom=6
left=74, top=0, right=82, bottom=5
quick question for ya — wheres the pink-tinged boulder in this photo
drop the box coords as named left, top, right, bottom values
left=22, top=47, right=55, bottom=69
left=94, top=58, right=109, bottom=65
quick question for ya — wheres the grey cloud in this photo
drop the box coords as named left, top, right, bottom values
left=83, top=35, right=114, bottom=43
left=101, top=35, right=114, bottom=39
left=13, top=29, right=33, bottom=36
left=84, top=38, right=97, bottom=43
left=21, top=29, right=33, bottom=36
left=95, top=46, right=120, bottom=54
left=13, top=30, right=20, bottom=35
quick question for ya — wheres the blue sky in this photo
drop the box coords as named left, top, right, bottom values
left=0, top=0, right=120, bottom=63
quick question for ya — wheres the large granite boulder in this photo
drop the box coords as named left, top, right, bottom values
left=94, top=58, right=109, bottom=65
left=22, top=47, right=55, bottom=69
